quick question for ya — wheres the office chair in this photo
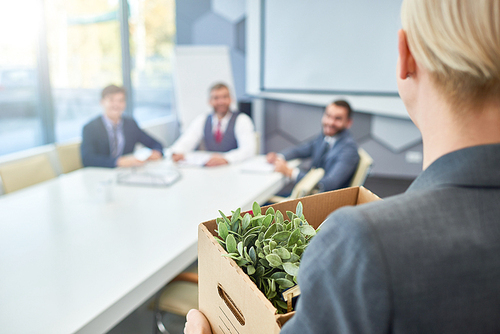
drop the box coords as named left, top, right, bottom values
left=56, top=141, right=83, bottom=174
left=255, top=132, right=261, bottom=154
left=267, top=167, right=325, bottom=203
left=0, top=155, right=57, bottom=194
left=349, top=147, right=374, bottom=187
left=153, top=264, right=199, bottom=334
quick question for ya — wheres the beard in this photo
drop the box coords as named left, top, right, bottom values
left=323, top=125, right=345, bottom=137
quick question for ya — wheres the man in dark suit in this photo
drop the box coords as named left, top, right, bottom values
left=184, top=0, right=500, bottom=333
left=81, top=85, right=163, bottom=168
left=267, top=100, right=359, bottom=192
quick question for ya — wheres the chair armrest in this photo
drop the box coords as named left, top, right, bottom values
left=172, top=272, right=198, bottom=284
left=268, top=195, right=287, bottom=203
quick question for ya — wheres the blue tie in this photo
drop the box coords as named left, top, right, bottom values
left=111, top=125, right=119, bottom=158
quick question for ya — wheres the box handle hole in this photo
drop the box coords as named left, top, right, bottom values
left=217, top=283, right=245, bottom=326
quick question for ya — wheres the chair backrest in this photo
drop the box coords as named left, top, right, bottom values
left=290, top=168, right=325, bottom=199
left=349, top=147, right=373, bottom=187
left=56, top=142, right=83, bottom=174
left=0, top=155, right=57, bottom=194
left=255, top=132, right=261, bottom=155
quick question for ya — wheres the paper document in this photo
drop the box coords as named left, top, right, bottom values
left=117, top=166, right=181, bottom=187
left=176, top=151, right=213, bottom=167
left=240, top=156, right=276, bottom=173
left=134, top=147, right=153, bottom=161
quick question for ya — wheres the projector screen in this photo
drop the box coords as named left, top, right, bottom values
left=262, top=0, right=402, bottom=96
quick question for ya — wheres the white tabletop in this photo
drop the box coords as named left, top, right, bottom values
left=0, top=157, right=289, bottom=334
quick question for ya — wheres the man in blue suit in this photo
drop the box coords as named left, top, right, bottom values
left=81, top=85, right=163, bottom=168
left=267, top=100, right=359, bottom=192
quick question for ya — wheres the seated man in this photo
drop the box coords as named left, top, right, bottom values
left=170, top=83, right=256, bottom=166
left=267, top=100, right=359, bottom=192
left=81, top=85, right=163, bottom=168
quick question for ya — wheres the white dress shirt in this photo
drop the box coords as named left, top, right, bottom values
left=170, top=111, right=256, bottom=163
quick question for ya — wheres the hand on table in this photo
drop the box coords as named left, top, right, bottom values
left=147, top=150, right=163, bottom=161
left=116, top=156, right=145, bottom=167
left=266, top=152, right=278, bottom=163
left=274, top=157, right=293, bottom=178
left=205, top=154, right=228, bottom=167
left=184, top=309, right=212, bottom=334
left=172, top=153, right=185, bottom=162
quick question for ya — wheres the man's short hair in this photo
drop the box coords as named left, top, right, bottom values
left=332, top=100, right=353, bottom=119
left=101, top=85, right=126, bottom=100
left=401, top=0, right=500, bottom=109
left=209, top=82, right=229, bottom=95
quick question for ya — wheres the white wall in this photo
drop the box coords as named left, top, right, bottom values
left=246, top=0, right=410, bottom=120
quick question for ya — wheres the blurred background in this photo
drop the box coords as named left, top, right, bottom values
left=0, top=0, right=175, bottom=155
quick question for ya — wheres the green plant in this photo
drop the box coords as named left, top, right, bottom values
left=214, top=201, right=318, bottom=314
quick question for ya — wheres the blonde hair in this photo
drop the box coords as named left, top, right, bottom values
left=401, top=0, right=500, bottom=108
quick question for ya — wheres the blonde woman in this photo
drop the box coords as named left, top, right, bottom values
left=185, top=0, right=500, bottom=332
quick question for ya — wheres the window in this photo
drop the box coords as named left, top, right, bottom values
left=129, top=0, right=175, bottom=124
left=0, top=1, right=43, bottom=155
left=0, top=0, right=175, bottom=156
left=46, top=0, right=123, bottom=142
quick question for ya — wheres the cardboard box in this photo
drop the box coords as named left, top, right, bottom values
left=198, top=186, right=380, bottom=334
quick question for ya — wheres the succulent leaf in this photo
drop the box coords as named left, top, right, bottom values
left=266, top=254, right=282, bottom=267
left=276, top=278, right=295, bottom=289
left=265, top=206, right=275, bottom=216
left=252, top=202, right=261, bottom=217
left=275, top=210, right=284, bottom=224
left=259, top=258, right=270, bottom=268
left=247, top=265, right=256, bottom=275
left=282, top=262, right=299, bottom=276
left=270, top=272, right=287, bottom=280
left=275, top=300, right=288, bottom=310
left=226, top=234, right=237, bottom=254
left=274, top=247, right=291, bottom=260
left=218, top=222, right=229, bottom=241
left=288, top=228, right=300, bottom=246
left=231, top=208, right=241, bottom=223
left=264, top=223, right=277, bottom=239
left=300, top=224, right=316, bottom=236
left=296, top=201, right=303, bottom=218
left=272, top=231, right=291, bottom=242
left=242, top=213, right=251, bottom=231
left=219, top=210, right=231, bottom=225
left=262, top=214, right=273, bottom=228
left=249, top=246, right=257, bottom=263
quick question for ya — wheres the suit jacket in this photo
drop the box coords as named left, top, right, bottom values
left=81, top=116, right=163, bottom=168
left=281, top=130, right=359, bottom=191
left=281, top=143, right=500, bottom=334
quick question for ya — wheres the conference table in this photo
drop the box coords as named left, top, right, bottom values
left=0, top=157, right=291, bottom=334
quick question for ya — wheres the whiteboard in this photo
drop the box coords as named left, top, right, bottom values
left=262, top=0, right=401, bottom=96
left=173, top=45, right=237, bottom=131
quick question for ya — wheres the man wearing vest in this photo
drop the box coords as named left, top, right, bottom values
left=267, top=100, right=359, bottom=192
left=171, top=83, right=256, bottom=166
